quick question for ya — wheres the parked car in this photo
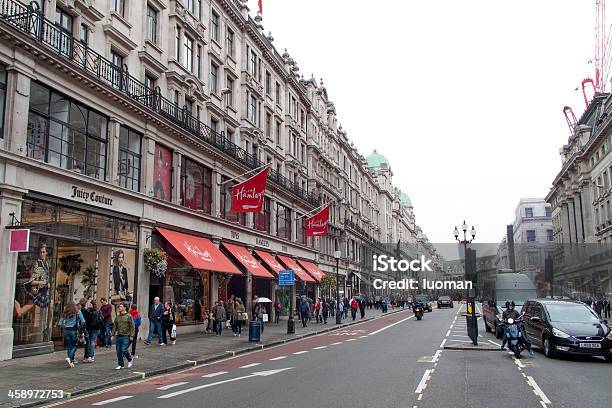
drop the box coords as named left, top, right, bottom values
left=521, top=299, right=612, bottom=361
left=414, top=295, right=432, bottom=312
left=437, top=296, right=453, bottom=308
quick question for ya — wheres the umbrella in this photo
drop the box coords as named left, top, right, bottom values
left=256, top=297, right=272, bottom=303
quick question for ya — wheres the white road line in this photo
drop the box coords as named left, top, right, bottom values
left=440, top=339, right=447, bottom=348
left=417, top=394, right=423, bottom=400
left=269, top=356, right=287, bottom=361
left=239, top=363, right=261, bottom=368
left=345, top=338, right=357, bottom=342
left=359, top=335, right=368, bottom=338
left=92, top=396, right=133, bottom=406
left=415, top=369, right=432, bottom=393
left=488, top=340, right=501, bottom=347
left=156, top=382, right=188, bottom=390
left=451, top=334, right=470, bottom=338
left=368, top=315, right=414, bottom=336
left=445, top=330, right=450, bottom=337
left=432, top=350, right=442, bottom=363
left=313, top=346, right=327, bottom=350
left=527, top=376, right=551, bottom=404
left=513, top=358, right=525, bottom=368
left=293, top=350, right=308, bottom=355
left=331, top=342, right=343, bottom=345
left=202, top=371, right=228, bottom=378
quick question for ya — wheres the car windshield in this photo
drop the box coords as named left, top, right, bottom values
left=439, top=296, right=450, bottom=301
left=546, top=304, right=601, bottom=323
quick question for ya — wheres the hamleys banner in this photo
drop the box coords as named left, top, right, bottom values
left=305, top=205, right=330, bottom=237
left=231, top=168, right=270, bottom=212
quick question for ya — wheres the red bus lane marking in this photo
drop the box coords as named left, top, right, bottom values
left=50, top=311, right=411, bottom=407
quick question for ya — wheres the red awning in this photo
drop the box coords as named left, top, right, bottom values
left=222, top=243, right=274, bottom=278
left=297, top=260, right=325, bottom=282
left=156, top=228, right=241, bottom=274
left=254, top=250, right=285, bottom=275
left=277, top=255, right=316, bottom=282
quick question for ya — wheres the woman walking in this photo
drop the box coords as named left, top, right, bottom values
left=57, top=301, right=84, bottom=368
left=274, top=299, right=281, bottom=324
left=161, top=301, right=175, bottom=345
left=233, top=298, right=246, bottom=337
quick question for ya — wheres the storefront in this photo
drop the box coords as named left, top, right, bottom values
left=277, top=255, right=317, bottom=301
left=11, top=194, right=138, bottom=357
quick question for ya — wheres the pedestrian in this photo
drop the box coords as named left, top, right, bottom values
left=299, top=298, right=309, bottom=327
left=337, top=298, right=344, bottom=321
left=605, top=298, right=611, bottom=319
left=343, top=298, right=350, bottom=319
left=57, top=300, right=85, bottom=368
left=144, top=297, right=164, bottom=345
left=227, top=295, right=235, bottom=334
left=234, top=298, right=245, bottom=337
left=315, top=298, right=322, bottom=323
left=274, top=299, right=281, bottom=324
left=112, top=302, right=134, bottom=370
left=359, top=298, right=366, bottom=319
left=254, top=301, right=265, bottom=333
left=129, top=304, right=141, bottom=357
left=100, top=297, right=113, bottom=348
left=350, top=297, right=359, bottom=320
left=212, top=300, right=226, bottom=336
left=161, top=301, right=175, bottom=345
left=322, top=298, right=329, bottom=324
left=80, top=298, right=101, bottom=363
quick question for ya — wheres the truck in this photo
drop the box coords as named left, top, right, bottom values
left=482, top=271, right=537, bottom=339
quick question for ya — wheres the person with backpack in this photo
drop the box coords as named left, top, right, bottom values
left=57, top=300, right=85, bottom=368
left=299, top=298, right=310, bottom=327
left=129, top=304, right=141, bottom=357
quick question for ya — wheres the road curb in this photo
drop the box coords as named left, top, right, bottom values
left=18, top=309, right=405, bottom=408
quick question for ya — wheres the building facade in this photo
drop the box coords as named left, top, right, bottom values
left=0, top=0, right=429, bottom=360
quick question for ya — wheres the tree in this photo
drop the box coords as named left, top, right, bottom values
left=319, top=274, right=337, bottom=298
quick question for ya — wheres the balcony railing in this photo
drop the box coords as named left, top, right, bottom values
left=0, top=0, right=320, bottom=207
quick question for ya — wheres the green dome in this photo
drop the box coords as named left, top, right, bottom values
left=400, top=192, right=412, bottom=206
left=366, top=150, right=390, bottom=168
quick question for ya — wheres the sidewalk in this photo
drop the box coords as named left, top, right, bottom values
left=0, top=308, right=405, bottom=408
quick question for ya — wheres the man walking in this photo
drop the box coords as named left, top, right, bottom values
left=212, top=300, right=226, bottom=336
left=604, top=297, right=611, bottom=319
left=112, top=303, right=135, bottom=370
left=299, top=298, right=309, bottom=327
left=144, top=297, right=164, bottom=345
left=100, top=297, right=113, bottom=348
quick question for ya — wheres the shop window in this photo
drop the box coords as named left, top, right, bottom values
left=0, top=65, right=6, bottom=138
left=153, top=143, right=172, bottom=202
left=180, top=157, right=212, bottom=213
left=26, top=82, right=108, bottom=180
left=296, top=212, right=306, bottom=244
left=254, top=196, right=271, bottom=233
left=118, top=125, right=141, bottom=192
left=276, top=203, right=292, bottom=240
left=220, top=175, right=246, bottom=225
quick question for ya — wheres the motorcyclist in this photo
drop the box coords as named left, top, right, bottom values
left=500, top=300, right=534, bottom=356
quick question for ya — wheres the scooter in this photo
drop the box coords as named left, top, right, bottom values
left=503, top=316, right=525, bottom=358
left=413, top=305, right=424, bottom=320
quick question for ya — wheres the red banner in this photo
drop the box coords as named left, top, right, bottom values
left=231, top=168, right=269, bottom=212
left=305, top=205, right=330, bottom=237
left=258, top=0, right=263, bottom=14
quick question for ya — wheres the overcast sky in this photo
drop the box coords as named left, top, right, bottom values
left=248, top=0, right=594, bottom=243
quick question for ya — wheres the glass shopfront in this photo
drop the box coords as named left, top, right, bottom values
left=12, top=196, right=138, bottom=353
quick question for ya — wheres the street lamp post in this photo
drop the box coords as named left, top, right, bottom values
left=335, top=250, right=342, bottom=324
left=454, top=221, right=477, bottom=345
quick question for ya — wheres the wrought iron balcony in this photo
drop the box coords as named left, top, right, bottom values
left=0, top=0, right=320, bottom=207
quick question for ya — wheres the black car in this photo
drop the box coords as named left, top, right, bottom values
left=437, top=296, right=453, bottom=308
left=521, top=299, right=612, bottom=361
left=414, top=295, right=432, bottom=312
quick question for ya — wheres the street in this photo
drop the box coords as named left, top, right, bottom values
left=39, top=306, right=610, bottom=408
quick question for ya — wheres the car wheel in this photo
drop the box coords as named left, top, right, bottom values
left=495, top=324, right=503, bottom=339
left=484, top=317, right=492, bottom=332
left=543, top=337, right=556, bottom=359
left=604, top=353, right=612, bottom=362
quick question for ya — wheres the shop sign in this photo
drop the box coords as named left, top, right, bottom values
left=9, top=229, right=30, bottom=252
left=305, top=205, right=330, bottom=236
left=70, top=186, right=113, bottom=206
left=231, top=168, right=269, bottom=212
left=256, top=237, right=270, bottom=248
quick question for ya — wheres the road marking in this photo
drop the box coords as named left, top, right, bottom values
left=488, top=340, right=501, bottom=347
left=156, top=382, right=188, bottom=390
left=159, top=368, right=294, bottom=399
left=451, top=334, right=470, bottom=338
left=368, top=315, right=414, bottom=336
left=439, top=339, right=447, bottom=348
left=415, top=369, right=431, bottom=393
left=359, top=335, right=368, bottom=338
left=331, top=342, right=342, bottom=345
left=432, top=350, right=442, bottom=363
left=417, top=394, right=423, bottom=400
left=239, top=363, right=261, bottom=368
left=513, top=357, right=525, bottom=368
left=269, top=356, right=287, bottom=361
left=445, top=330, right=450, bottom=337
left=313, top=346, right=327, bottom=349
left=345, top=338, right=357, bottom=342
left=293, top=350, right=308, bottom=355
left=92, top=396, right=133, bottom=405
left=202, top=371, right=228, bottom=378
left=527, top=376, right=551, bottom=404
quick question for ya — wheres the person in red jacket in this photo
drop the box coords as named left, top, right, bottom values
left=315, top=298, right=322, bottom=323
left=350, top=298, right=359, bottom=321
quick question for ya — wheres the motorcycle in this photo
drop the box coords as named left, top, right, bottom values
left=503, top=316, right=525, bottom=358
left=413, top=304, right=424, bottom=320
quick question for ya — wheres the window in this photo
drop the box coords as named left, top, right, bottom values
left=296, top=213, right=305, bottom=244
left=275, top=82, right=281, bottom=105
left=153, top=144, right=172, bottom=201
left=526, top=230, right=536, bottom=242
left=144, top=74, right=156, bottom=106
left=249, top=95, right=257, bottom=124
left=27, top=82, right=108, bottom=179
left=54, top=7, right=73, bottom=57
left=276, top=203, right=292, bottom=240
left=175, top=26, right=181, bottom=60
left=265, top=113, right=271, bottom=137
left=211, top=11, right=219, bottom=42
left=225, top=76, right=234, bottom=105
left=220, top=176, right=246, bottom=224
left=250, top=50, right=257, bottom=77
left=79, top=24, right=88, bottom=45
left=183, top=35, right=193, bottom=71
left=112, top=0, right=125, bottom=16
left=185, top=0, right=194, bottom=14
left=254, top=197, right=271, bottom=232
left=210, top=62, right=218, bottom=93
left=181, top=157, right=212, bottom=213
left=185, top=99, right=193, bottom=115
left=275, top=121, right=281, bottom=145
left=545, top=206, right=552, bottom=217
left=226, top=28, right=234, bottom=56
left=196, top=45, right=202, bottom=78
left=210, top=118, right=218, bottom=134
left=0, top=65, right=6, bottom=138
left=547, top=229, right=553, bottom=241
left=146, top=5, right=158, bottom=44
left=265, top=71, right=271, bottom=95
left=111, top=51, right=123, bottom=89
left=525, top=207, right=533, bottom=218
left=118, top=126, right=141, bottom=192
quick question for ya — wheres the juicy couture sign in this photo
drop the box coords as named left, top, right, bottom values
left=231, top=168, right=269, bottom=212
left=70, top=186, right=113, bottom=206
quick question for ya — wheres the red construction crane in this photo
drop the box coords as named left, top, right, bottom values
left=594, top=0, right=612, bottom=93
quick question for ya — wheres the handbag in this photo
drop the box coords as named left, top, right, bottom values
left=171, top=324, right=177, bottom=340
left=241, top=312, right=249, bottom=321
left=226, top=319, right=232, bottom=329
left=262, top=313, right=269, bottom=322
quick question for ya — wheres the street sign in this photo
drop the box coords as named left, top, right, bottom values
left=278, top=269, right=295, bottom=286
